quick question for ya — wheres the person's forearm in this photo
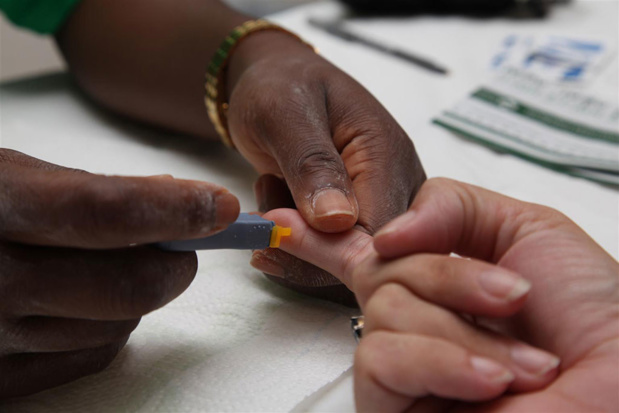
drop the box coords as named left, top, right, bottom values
left=56, top=0, right=250, bottom=139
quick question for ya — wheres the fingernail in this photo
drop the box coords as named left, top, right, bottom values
left=214, top=190, right=240, bottom=227
left=511, top=345, right=560, bottom=376
left=375, top=211, right=416, bottom=238
left=478, top=271, right=531, bottom=302
left=311, top=189, right=355, bottom=219
left=250, top=252, right=285, bottom=278
left=470, top=356, right=515, bottom=384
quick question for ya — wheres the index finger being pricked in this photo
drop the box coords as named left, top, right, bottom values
left=0, top=160, right=239, bottom=249
left=255, top=208, right=375, bottom=289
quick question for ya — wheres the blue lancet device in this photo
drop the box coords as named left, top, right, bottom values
left=157, top=213, right=291, bottom=251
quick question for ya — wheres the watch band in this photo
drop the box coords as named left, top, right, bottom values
left=205, top=19, right=316, bottom=149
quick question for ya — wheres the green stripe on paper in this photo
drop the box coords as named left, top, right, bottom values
left=442, top=111, right=613, bottom=165
left=472, top=88, right=619, bottom=144
left=433, top=119, right=618, bottom=187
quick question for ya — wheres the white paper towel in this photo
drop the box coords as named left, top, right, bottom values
left=0, top=74, right=358, bottom=412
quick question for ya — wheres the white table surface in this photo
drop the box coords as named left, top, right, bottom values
left=1, top=1, right=617, bottom=411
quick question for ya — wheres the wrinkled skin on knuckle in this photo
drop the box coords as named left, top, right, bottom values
left=330, top=97, right=425, bottom=231
left=350, top=254, right=386, bottom=306
left=514, top=203, right=575, bottom=236
left=327, top=75, right=419, bottom=171
left=351, top=256, right=378, bottom=303
left=340, top=235, right=374, bottom=287
left=346, top=132, right=417, bottom=181
left=292, top=143, right=347, bottom=188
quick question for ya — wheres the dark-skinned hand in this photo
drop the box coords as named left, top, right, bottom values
left=55, top=0, right=425, bottom=305
left=227, top=32, right=426, bottom=305
left=0, top=149, right=239, bottom=398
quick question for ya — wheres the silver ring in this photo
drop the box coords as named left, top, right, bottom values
left=351, top=316, right=365, bottom=343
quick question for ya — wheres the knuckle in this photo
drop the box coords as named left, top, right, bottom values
left=350, top=260, right=370, bottom=293
left=351, top=256, right=382, bottom=305
left=295, top=144, right=346, bottom=179
left=332, top=101, right=383, bottom=138
left=341, top=237, right=374, bottom=289
left=509, top=200, right=574, bottom=236
left=364, top=283, right=410, bottom=331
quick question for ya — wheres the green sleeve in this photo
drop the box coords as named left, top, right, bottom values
left=0, top=0, right=82, bottom=34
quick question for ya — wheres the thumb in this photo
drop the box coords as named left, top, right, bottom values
left=278, top=135, right=358, bottom=233
left=373, top=178, right=553, bottom=261
left=253, top=101, right=359, bottom=233
left=1, top=158, right=240, bottom=248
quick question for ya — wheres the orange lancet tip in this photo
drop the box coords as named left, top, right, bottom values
left=269, top=225, right=292, bottom=248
